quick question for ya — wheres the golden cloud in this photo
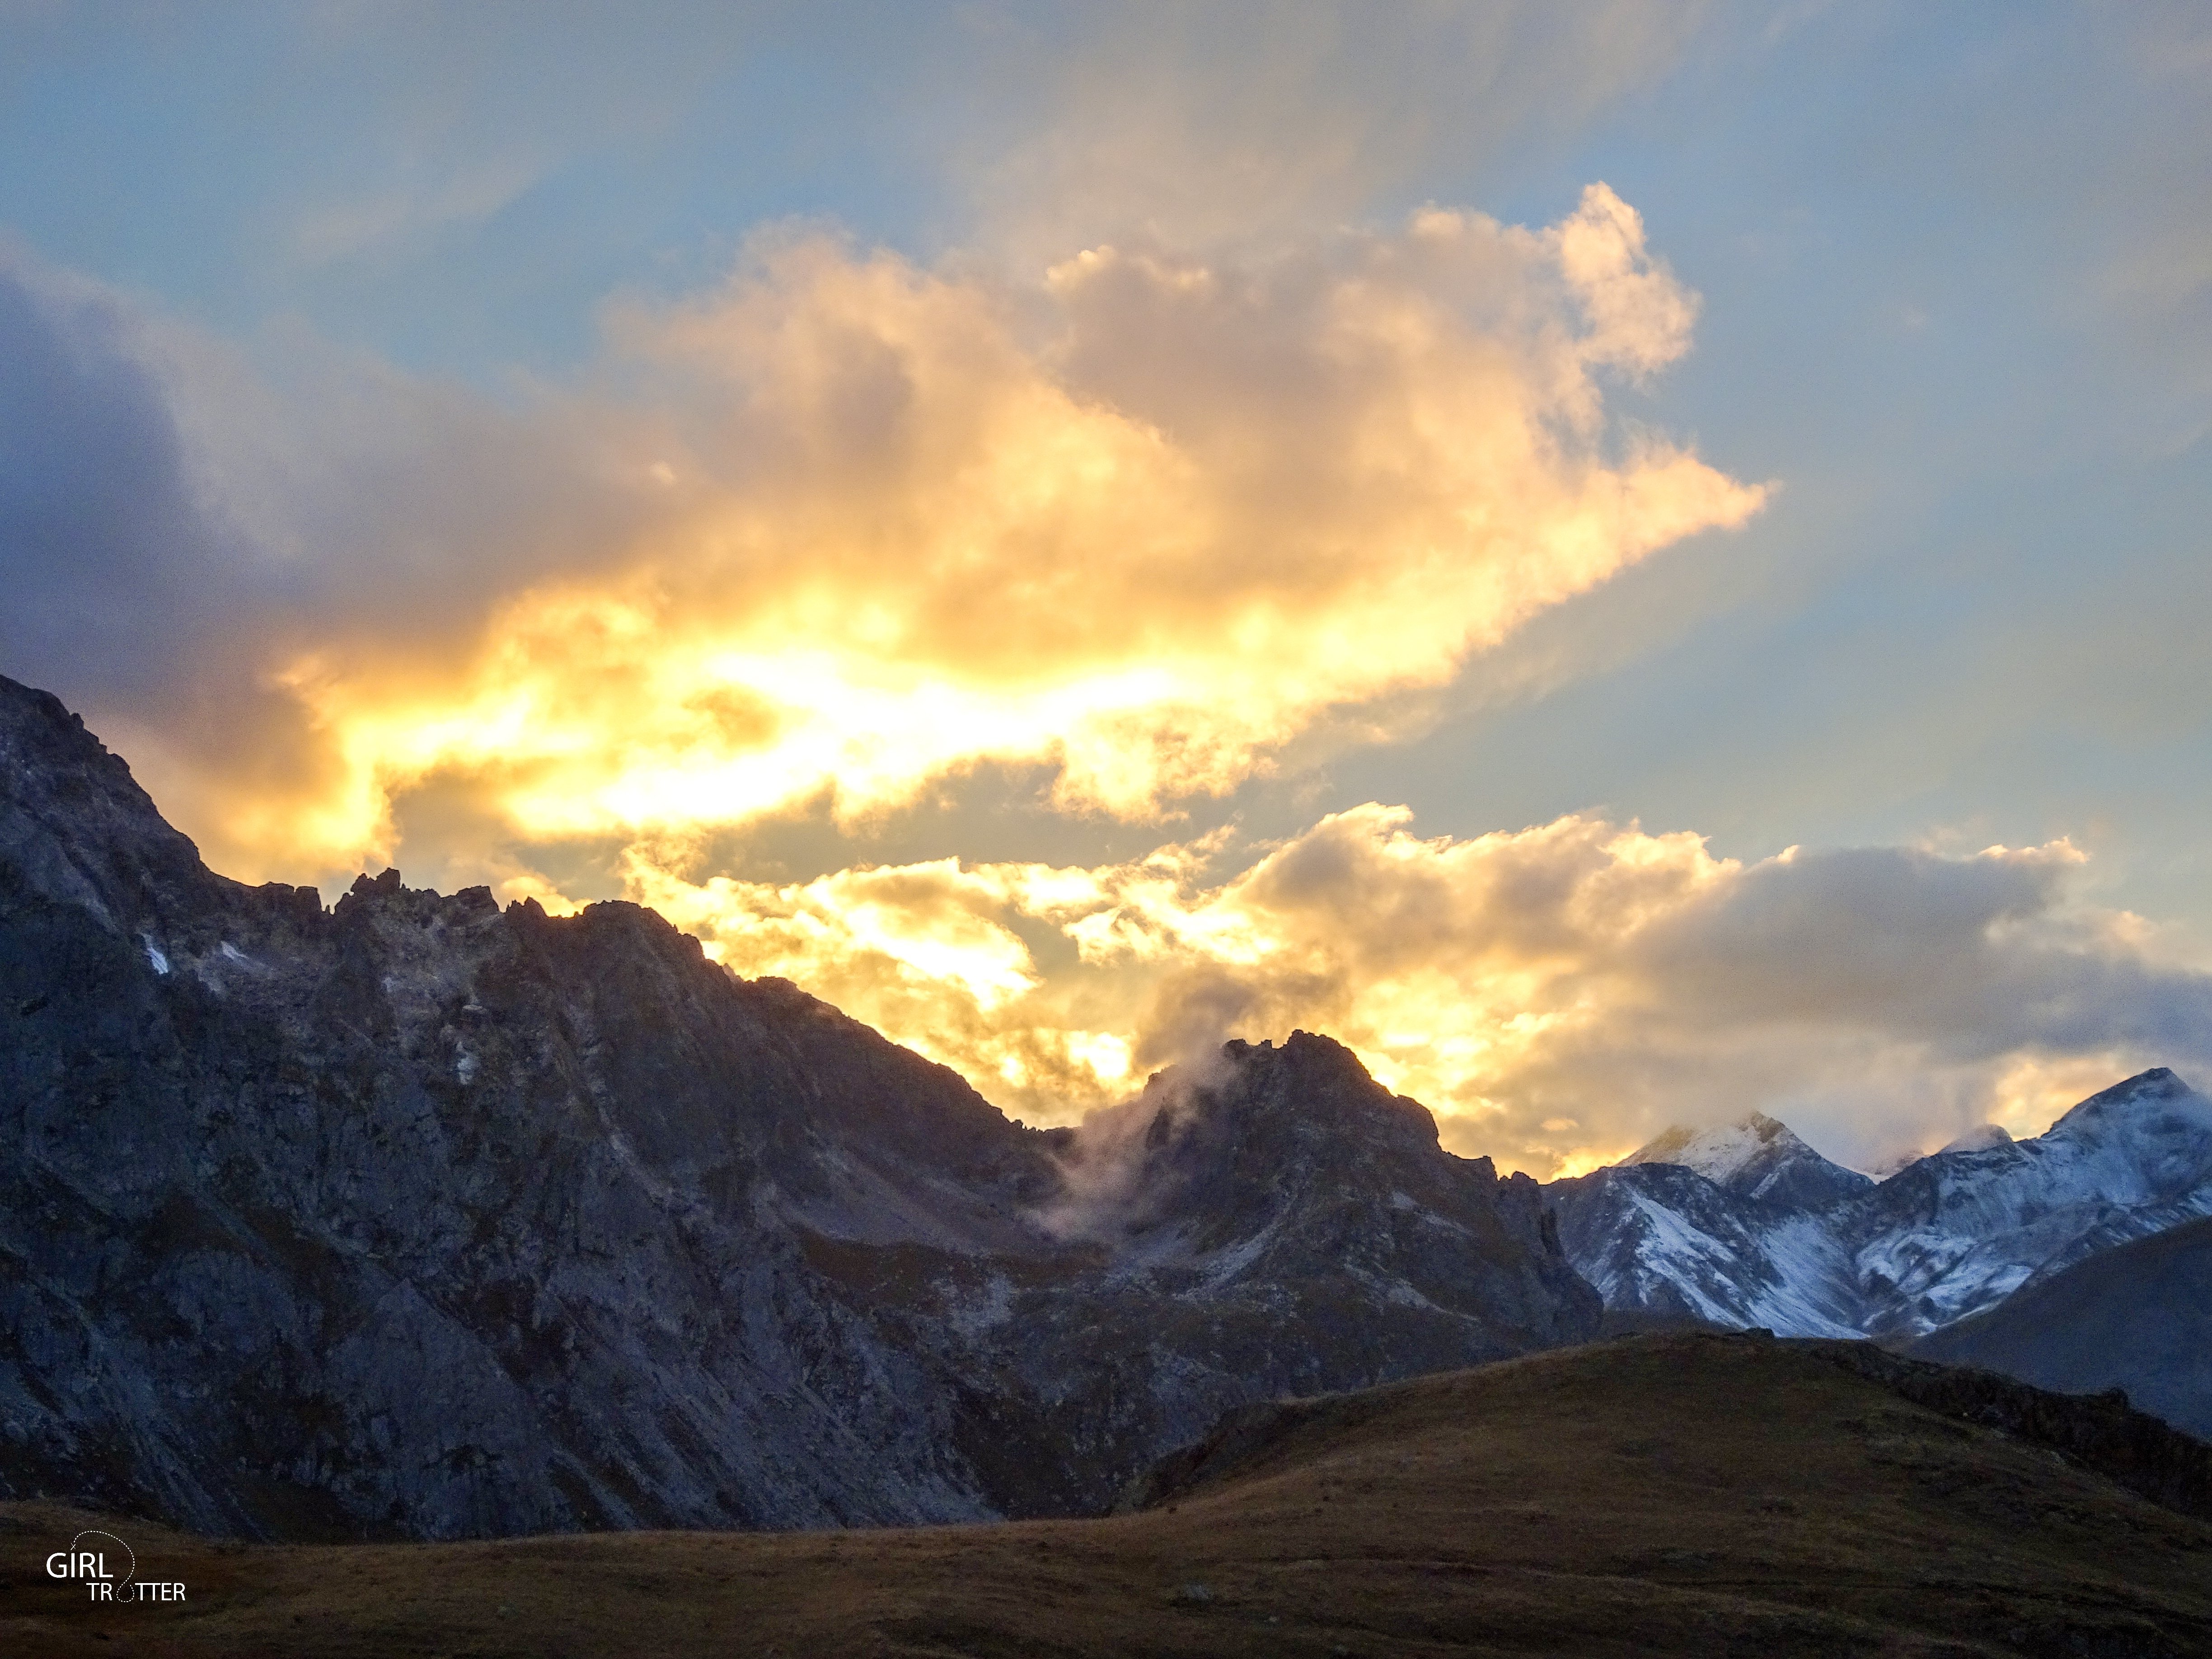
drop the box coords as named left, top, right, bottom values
left=621, top=808, right=2207, bottom=1177
left=247, top=186, right=1762, bottom=872
left=42, top=178, right=2184, bottom=1179
left=621, top=804, right=1737, bottom=1157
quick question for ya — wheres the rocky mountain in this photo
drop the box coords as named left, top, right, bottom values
left=0, top=674, right=1598, bottom=1540
left=1912, top=1214, right=2212, bottom=1439
left=1551, top=1070, right=2212, bottom=1342
left=1551, top=1125, right=1869, bottom=1337
left=1549, top=1113, right=1878, bottom=1336
left=1855, top=1069, right=2212, bottom=1327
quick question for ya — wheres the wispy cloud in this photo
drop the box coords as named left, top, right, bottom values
left=950, top=1, right=1711, bottom=256
left=292, top=154, right=543, bottom=266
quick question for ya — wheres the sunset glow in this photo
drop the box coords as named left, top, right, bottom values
left=9, top=4, right=2210, bottom=1179
left=246, top=192, right=1763, bottom=880
left=617, top=808, right=2146, bottom=1175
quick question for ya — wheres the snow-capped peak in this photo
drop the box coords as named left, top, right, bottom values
left=2046, top=1067, right=2210, bottom=1141
left=2032, top=1067, right=2212, bottom=1201
left=1556, top=1065, right=2212, bottom=1345
left=1622, top=1111, right=1871, bottom=1210
left=1628, top=1112, right=1799, bottom=1184
left=1936, top=1123, right=2013, bottom=1155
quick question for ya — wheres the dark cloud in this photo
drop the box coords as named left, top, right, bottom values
left=0, top=260, right=251, bottom=703
left=1628, top=844, right=2212, bottom=1067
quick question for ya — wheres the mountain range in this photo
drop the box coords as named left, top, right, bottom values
left=1549, top=1072, right=2212, bottom=1367
left=5, top=668, right=2209, bottom=1549
left=0, top=673, right=1596, bottom=1540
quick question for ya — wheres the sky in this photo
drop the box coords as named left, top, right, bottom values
left=4, top=0, right=2211, bottom=1176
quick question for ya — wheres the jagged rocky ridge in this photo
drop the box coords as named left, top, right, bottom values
left=0, top=675, right=1598, bottom=1540
left=1551, top=1073, right=2212, bottom=1341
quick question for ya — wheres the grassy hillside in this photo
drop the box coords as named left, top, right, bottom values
left=5, top=1334, right=2208, bottom=1657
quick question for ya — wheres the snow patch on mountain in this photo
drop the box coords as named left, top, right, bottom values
left=1845, top=1068, right=2212, bottom=1335
left=1623, top=1111, right=1873, bottom=1212
left=1550, top=1069, right=2212, bottom=1342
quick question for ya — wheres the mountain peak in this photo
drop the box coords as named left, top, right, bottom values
left=1626, top=1111, right=1799, bottom=1181
left=1032, top=1029, right=1600, bottom=1351
left=1561, top=1064, right=2212, bottom=1342
left=0, top=670, right=231, bottom=934
left=1937, top=1123, right=2014, bottom=1155
left=2051, top=1067, right=2194, bottom=1126
left=2033, top=1066, right=2212, bottom=1200
left=1060, top=1031, right=1451, bottom=1246
left=1623, top=1111, right=1871, bottom=1210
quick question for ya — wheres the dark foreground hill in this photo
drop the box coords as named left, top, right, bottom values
left=1914, top=1214, right=2212, bottom=1439
left=4, top=1334, right=2209, bottom=1658
left=0, top=672, right=1594, bottom=1537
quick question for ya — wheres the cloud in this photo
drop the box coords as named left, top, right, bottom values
left=6, top=195, right=2199, bottom=1181
left=951, top=2, right=1711, bottom=257
left=0, top=244, right=674, bottom=882
left=7, top=181, right=1762, bottom=909
left=231, top=187, right=1757, bottom=877
left=0, top=250, right=370, bottom=841
left=292, top=155, right=543, bottom=267
left=627, top=806, right=2212, bottom=1177
left=0, top=254, right=248, bottom=700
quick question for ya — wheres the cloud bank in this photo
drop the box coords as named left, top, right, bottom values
left=10, top=175, right=2199, bottom=1176
left=629, top=807, right=2212, bottom=1176
left=1, top=186, right=1758, bottom=882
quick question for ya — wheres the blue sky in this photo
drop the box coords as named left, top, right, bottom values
left=4, top=1, right=2209, bottom=1169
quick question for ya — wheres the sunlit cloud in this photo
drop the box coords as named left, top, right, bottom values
left=12, top=180, right=2197, bottom=1180
left=251, top=186, right=1760, bottom=872
left=620, top=806, right=2212, bottom=1176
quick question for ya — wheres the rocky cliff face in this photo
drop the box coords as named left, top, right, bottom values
left=0, top=675, right=1598, bottom=1540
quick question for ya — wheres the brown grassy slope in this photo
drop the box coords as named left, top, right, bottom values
left=4, top=1334, right=2209, bottom=1658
